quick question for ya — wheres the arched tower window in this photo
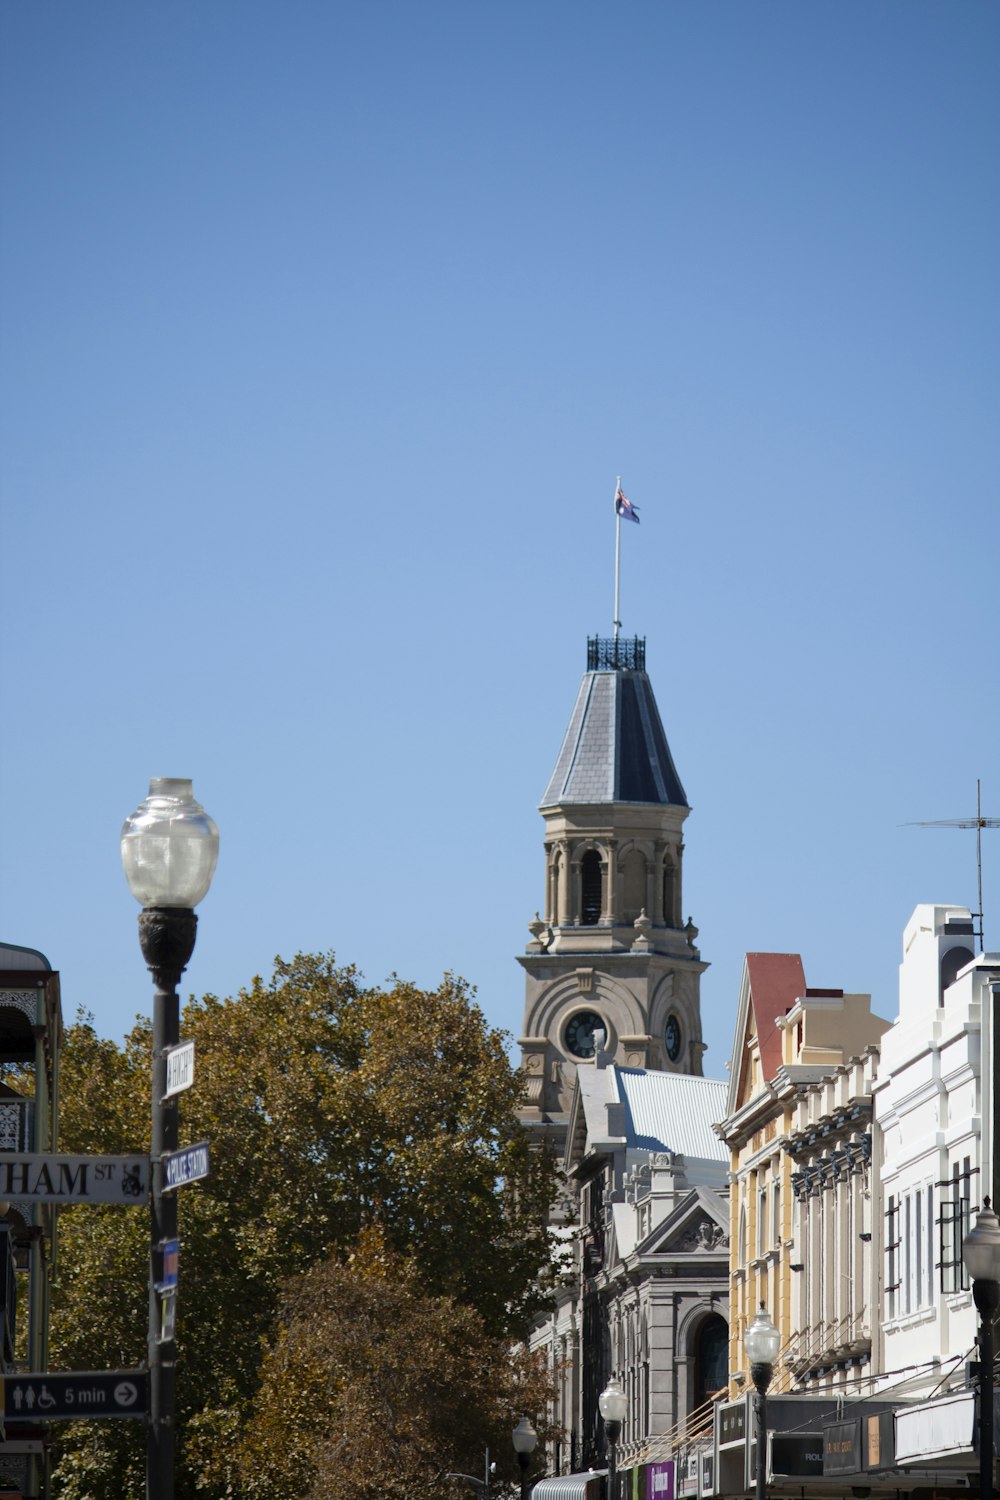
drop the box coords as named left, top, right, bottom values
left=693, top=1314, right=729, bottom=1410
left=581, top=850, right=602, bottom=925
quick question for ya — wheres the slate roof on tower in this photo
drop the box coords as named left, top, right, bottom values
left=542, top=642, right=687, bottom=808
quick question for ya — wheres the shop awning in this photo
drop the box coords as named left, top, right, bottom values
left=531, top=1470, right=607, bottom=1500
left=895, top=1391, right=975, bottom=1466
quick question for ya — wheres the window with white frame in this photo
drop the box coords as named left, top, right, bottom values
left=887, top=1183, right=936, bottom=1315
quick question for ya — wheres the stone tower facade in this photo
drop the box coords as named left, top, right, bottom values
left=518, top=637, right=707, bottom=1155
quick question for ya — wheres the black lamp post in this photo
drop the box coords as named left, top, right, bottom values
left=963, top=1198, right=1000, bottom=1500
left=744, top=1304, right=780, bottom=1500
left=598, top=1377, right=627, bottom=1500
left=121, top=778, right=218, bottom=1500
left=512, top=1418, right=538, bottom=1500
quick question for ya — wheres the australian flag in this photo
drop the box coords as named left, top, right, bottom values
left=614, top=483, right=639, bottom=524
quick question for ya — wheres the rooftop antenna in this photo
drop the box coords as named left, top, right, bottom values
left=903, top=779, right=1000, bottom=952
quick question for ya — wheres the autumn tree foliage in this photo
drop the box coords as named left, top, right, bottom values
left=230, top=1229, right=557, bottom=1500
left=45, top=955, right=558, bottom=1500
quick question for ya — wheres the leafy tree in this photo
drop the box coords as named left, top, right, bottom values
left=45, top=956, right=558, bottom=1500
left=227, top=1229, right=556, bottom=1500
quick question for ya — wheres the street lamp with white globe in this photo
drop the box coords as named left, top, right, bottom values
left=512, top=1417, right=538, bottom=1500
left=744, top=1304, right=780, bottom=1500
left=598, top=1376, right=627, bottom=1500
left=121, top=778, right=218, bottom=1500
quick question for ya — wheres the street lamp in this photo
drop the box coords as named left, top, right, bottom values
left=512, top=1417, right=538, bottom=1500
left=121, top=778, right=218, bottom=1500
left=446, top=1452, right=494, bottom=1500
left=744, top=1304, right=780, bottom=1500
left=598, top=1376, right=627, bottom=1500
left=963, top=1197, right=1000, bottom=1500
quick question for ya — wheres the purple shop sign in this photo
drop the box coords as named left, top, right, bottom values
left=646, top=1461, right=675, bottom=1500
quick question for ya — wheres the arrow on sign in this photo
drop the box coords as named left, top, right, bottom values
left=4, top=1371, right=147, bottom=1421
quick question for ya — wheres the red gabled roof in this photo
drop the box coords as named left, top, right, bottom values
left=745, top=953, right=806, bottom=1085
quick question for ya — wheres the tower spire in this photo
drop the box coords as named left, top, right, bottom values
left=517, top=635, right=706, bottom=1154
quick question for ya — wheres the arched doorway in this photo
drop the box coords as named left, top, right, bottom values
left=693, top=1314, right=728, bottom=1410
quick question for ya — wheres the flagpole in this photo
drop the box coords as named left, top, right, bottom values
left=613, top=475, right=622, bottom=644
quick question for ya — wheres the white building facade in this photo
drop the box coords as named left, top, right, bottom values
left=873, top=904, right=1000, bottom=1406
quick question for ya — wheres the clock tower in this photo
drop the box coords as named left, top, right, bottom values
left=517, top=635, right=707, bottom=1153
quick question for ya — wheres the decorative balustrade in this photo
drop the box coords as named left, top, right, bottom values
left=587, top=636, right=646, bottom=672
left=0, top=1098, right=33, bottom=1154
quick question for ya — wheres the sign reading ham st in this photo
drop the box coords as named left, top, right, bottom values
left=0, top=1154, right=148, bottom=1204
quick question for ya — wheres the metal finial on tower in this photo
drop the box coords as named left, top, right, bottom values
left=903, top=779, right=999, bottom=951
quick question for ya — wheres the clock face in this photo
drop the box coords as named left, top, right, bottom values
left=564, top=1010, right=604, bottom=1059
left=665, top=1014, right=682, bottom=1063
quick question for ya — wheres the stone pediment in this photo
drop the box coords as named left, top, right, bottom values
left=635, top=1186, right=729, bottom=1258
left=670, top=1212, right=728, bottom=1254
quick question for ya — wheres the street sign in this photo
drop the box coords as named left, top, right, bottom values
left=0, top=1155, right=148, bottom=1205
left=162, top=1142, right=209, bottom=1191
left=158, top=1239, right=179, bottom=1290
left=3, top=1371, right=147, bottom=1422
left=164, top=1040, right=195, bottom=1099
left=158, top=1290, right=177, bottom=1344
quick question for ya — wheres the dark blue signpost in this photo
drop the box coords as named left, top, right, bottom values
left=162, top=1142, right=210, bottom=1191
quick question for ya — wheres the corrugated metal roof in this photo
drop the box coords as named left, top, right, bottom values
left=0, top=941, right=51, bottom=972
left=532, top=1474, right=606, bottom=1500
left=617, top=1069, right=727, bottom=1161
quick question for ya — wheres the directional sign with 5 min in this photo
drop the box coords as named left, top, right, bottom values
left=4, top=1371, right=147, bottom=1422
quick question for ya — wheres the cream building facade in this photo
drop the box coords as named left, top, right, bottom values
left=716, top=953, right=889, bottom=1397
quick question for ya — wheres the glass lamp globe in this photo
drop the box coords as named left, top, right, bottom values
left=598, top=1376, right=628, bottom=1424
left=121, top=778, right=219, bottom=909
left=744, top=1304, right=781, bottom=1367
left=963, top=1200, right=1000, bottom=1284
left=512, top=1418, right=538, bottom=1456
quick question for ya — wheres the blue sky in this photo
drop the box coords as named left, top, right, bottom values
left=2, top=1, right=998, bottom=1078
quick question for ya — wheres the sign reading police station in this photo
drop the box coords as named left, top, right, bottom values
left=163, top=1142, right=210, bottom=1191
left=0, top=1155, right=149, bottom=1205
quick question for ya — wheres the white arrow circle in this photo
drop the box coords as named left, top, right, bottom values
left=114, top=1381, right=139, bottom=1406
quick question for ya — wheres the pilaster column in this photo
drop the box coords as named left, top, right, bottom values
left=603, top=841, right=617, bottom=923
left=570, top=860, right=582, bottom=925
left=649, top=842, right=665, bottom=923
